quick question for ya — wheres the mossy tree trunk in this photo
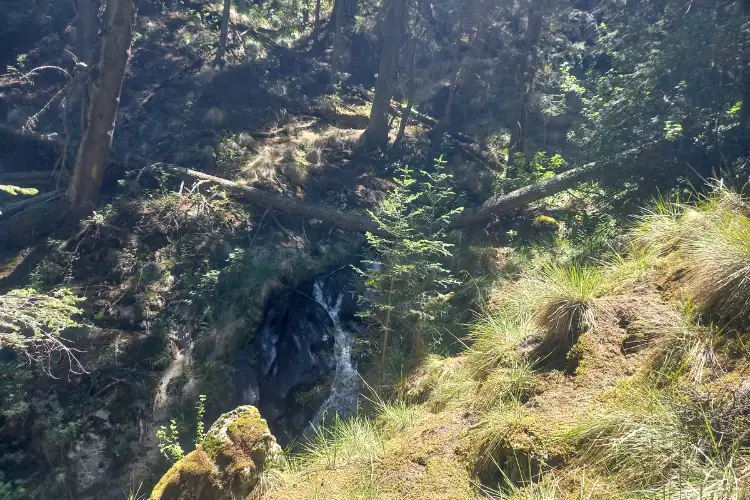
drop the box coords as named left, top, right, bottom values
left=66, top=0, right=137, bottom=214
left=215, top=0, right=232, bottom=68
left=358, top=0, right=407, bottom=151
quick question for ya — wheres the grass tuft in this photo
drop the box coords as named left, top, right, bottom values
left=634, top=302, right=719, bottom=384
left=683, top=212, right=750, bottom=325
left=528, top=264, right=606, bottom=345
left=467, top=304, right=536, bottom=378
left=303, top=414, right=383, bottom=469
left=471, top=362, right=539, bottom=412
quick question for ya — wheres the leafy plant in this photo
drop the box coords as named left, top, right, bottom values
left=156, top=393, right=209, bottom=463
left=156, top=420, right=184, bottom=463
left=195, top=394, right=207, bottom=446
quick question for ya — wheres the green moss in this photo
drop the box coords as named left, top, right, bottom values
left=150, top=450, right=214, bottom=499
left=226, top=407, right=266, bottom=450
left=533, top=215, right=560, bottom=227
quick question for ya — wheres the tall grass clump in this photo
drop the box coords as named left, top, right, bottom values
left=471, top=403, right=546, bottom=480
left=471, top=361, right=539, bottom=412
left=683, top=212, right=750, bottom=325
left=563, top=383, right=748, bottom=495
left=630, top=197, right=694, bottom=257
left=527, top=264, right=607, bottom=345
left=467, top=303, right=537, bottom=377
left=303, top=414, right=383, bottom=469
left=634, top=302, right=719, bottom=385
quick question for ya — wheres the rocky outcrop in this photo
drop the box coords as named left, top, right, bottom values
left=149, top=406, right=281, bottom=500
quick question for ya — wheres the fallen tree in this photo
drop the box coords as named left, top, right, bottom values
left=155, top=165, right=385, bottom=235
left=449, top=162, right=601, bottom=228
left=0, top=123, right=604, bottom=237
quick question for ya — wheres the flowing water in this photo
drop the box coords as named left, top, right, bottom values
left=310, top=276, right=360, bottom=425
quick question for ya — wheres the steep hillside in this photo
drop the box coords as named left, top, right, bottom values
left=242, top=188, right=750, bottom=499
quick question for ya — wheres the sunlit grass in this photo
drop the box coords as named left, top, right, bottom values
left=303, top=414, right=383, bottom=470
left=526, top=264, right=607, bottom=345
left=467, top=304, right=537, bottom=377
left=683, top=212, right=750, bottom=324
left=471, top=362, right=538, bottom=412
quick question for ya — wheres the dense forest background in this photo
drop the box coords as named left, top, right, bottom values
left=1, top=0, right=750, bottom=498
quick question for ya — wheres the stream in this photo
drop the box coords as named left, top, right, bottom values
left=248, top=268, right=362, bottom=444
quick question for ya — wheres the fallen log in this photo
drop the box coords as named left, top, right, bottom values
left=0, top=123, right=605, bottom=235
left=0, top=171, right=67, bottom=184
left=0, top=190, right=64, bottom=220
left=157, top=165, right=386, bottom=236
left=449, top=162, right=601, bottom=228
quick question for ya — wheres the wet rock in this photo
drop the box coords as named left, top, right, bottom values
left=150, top=406, right=281, bottom=500
left=69, top=432, right=110, bottom=493
left=252, top=268, right=361, bottom=444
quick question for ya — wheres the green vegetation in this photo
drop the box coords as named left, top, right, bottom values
left=4, top=0, right=750, bottom=496
left=357, top=157, right=461, bottom=377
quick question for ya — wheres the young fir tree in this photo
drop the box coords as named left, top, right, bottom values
left=358, top=157, right=462, bottom=375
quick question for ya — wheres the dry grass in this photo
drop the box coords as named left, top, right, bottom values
left=683, top=212, right=750, bottom=324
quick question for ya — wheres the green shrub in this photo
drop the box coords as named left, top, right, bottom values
left=357, top=157, right=462, bottom=373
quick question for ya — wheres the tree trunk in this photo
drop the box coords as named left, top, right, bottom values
left=215, top=0, right=232, bottom=68
left=507, top=8, right=543, bottom=177
left=314, top=0, right=322, bottom=26
left=358, top=0, right=407, bottom=151
left=160, top=166, right=386, bottom=235
left=394, top=36, right=418, bottom=145
left=66, top=0, right=137, bottom=214
left=449, top=163, right=601, bottom=228
left=76, top=0, right=99, bottom=63
left=331, top=0, right=345, bottom=75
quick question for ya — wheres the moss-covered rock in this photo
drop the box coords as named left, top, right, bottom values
left=150, top=406, right=281, bottom=500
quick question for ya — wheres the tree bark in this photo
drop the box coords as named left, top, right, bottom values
left=331, top=0, right=345, bottom=76
left=507, top=7, right=543, bottom=177
left=215, top=0, right=232, bottom=68
left=358, top=0, right=407, bottom=151
left=394, top=36, right=418, bottom=145
left=66, top=0, right=137, bottom=214
left=76, top=0, right=99, bottom=63
left=314, top=0, right=322, bottom=26
left=449, top=162, right=601, bottom=228
left=160, top=165, right=386, bottom=235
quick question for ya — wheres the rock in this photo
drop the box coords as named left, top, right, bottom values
left=306, top=148, right=321, bottom=165
left=69, top=432, right=110, bottom=493
left=237, top=132, right=257, bottom=149
left=150, top=406, right=281, bottom=500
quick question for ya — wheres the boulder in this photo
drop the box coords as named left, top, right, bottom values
left=150, top=406, right=281, bottom=500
